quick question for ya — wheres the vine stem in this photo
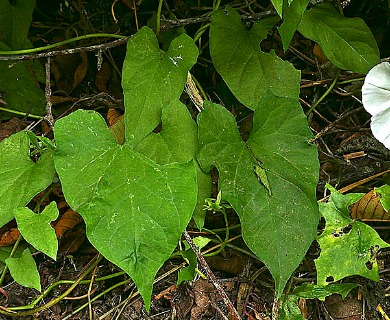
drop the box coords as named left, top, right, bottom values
left=305, top=70, right=340, bottom=115
left=156, top=0, right=164, bottom=36
left=8, top=271, right=127, bottom=311
left=183, top=230, right=241, bottom=320
left=0, top=255, right=103, bottom=317
left=0, top=33, right=125, bottom=55
left=0, top=235, right=23, bottom=287
left=0, top=106, right=43, bottom=119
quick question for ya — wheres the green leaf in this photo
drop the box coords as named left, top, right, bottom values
left=293, top=283, right=360, bottom=301
left=374, top=185, right=390, bottom=212
left=210, top=7, right=289, bottom=110
left=122, top=27, right=198, bottom=148
left=0, top=244, right=31, bottom=273
left=277, top=0, right=310, bottom=50
left=297, top=3, right=380, bottom=74
left=207, top=8, right=319, bottom=296
left=278, top=294, right=305, bottom=320
left=270, top=0, right=297, bottom=14
left=177, top=248, right=197, bottom=285
left=134, top=100, right=197, bottom=164
left=122, top=27, right=209, bottom=229
left=54, top=109, right=197, bottom=309
left=0, top=0, right=36, bottom=50
left=192, top=162, right=212, bottom=229
left=0, top=59, right=46, bottom=118
left=177, top=236, right=210, bottom=284
left=0, top=131, right=55, bottom=227
left=14, top=202, right=59, bottom=260
left=55, top=29, right=200, bottom=309
left=316, top=186, right=389, bottom=284
left=0, top=0, right=45, bottom=118
left=5, top=248, right=41, bottom=291
left=197, top=101, right=319, bottom=297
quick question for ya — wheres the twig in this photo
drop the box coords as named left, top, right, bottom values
left=160, top=10, right=277, bottom=30
left=0, top=9, right=277, bottom=62
left=309, top=106, right=364, bottom=142
left=319, top=168, right=390, bottom=202
left=183, top=230, right=241, bottom=320
left=0, top=255, right=103, bottom=317
left=44, top=57, right=54, bottom=126
left=0, top=37, right=130, bottom=61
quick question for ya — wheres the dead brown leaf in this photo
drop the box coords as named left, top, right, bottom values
left=0, top=228, right=20, bottom=247
left=54, top=209, right=83, bottom=239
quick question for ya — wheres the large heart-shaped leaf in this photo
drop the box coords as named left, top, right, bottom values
left=297, top=3, right=379, bottom=74
left=210, top=6, right=297, bottom=110
left=207, top=7, right=319, bottom=296
left=0, top=131, right=55, bottom=227
left=197, top=101, right=319, bottom=297
left=122, top=27, right=198, bottom=148
left=122, top=27, right=210, bottom=229
left=54, top=110, right=197, bottom=308
left=54, top=27, right=199, bottom=308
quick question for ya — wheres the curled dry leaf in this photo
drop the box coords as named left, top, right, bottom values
left=54, top=209, right=83, bottom=239
left=350, top=189, right=390, bottom=221
left=107, top=108, right=125, bottom=145
left=0, top=228, right=20, bottom=247
left=313, top=43, right=328, bottom=64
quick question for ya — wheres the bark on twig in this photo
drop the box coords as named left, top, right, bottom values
left=183, top=230, right=242, bottom=320
left=44, top=57, right=54, bottom=126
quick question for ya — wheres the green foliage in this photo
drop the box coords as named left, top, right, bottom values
left=271, top=0, right=310, bottom=50
left=54, top=109, right=198, bottom=309
left=210, top=7, right=296, bottom=109
left=208, top=7, right=319, bottom=297
left=120, top=27, right=211, bottom=229
left=375, top=185, right=390, bottom=211
left=278, top=294, right=305, bottom=320
left=298, top=3, right=380, bottom=74
left=6, top=248, right=41, bottom=291
left=0, top=131, right=55, bottom=227
left=0, top=0, right=45, bottom=118
left=0, top=244, right=31, bottom=273
left=14, top=202, right=59, bottom=260
left=0, top=1, right=386, bottom=313
left=316, top=185, right=389, bottom=284
left=0, top=0, right=36, bottom=49
left=293, top=283, right=359, bottom=301
left=177, top=237, right=210, bottom=285
left=177, top=248, right=197, bottom=285
left=122, top=27, right=198, bottom=148
left=197, top=101, right=319, bottom=297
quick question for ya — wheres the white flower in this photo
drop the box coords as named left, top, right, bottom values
left=362, top=62, right=390, bottom=149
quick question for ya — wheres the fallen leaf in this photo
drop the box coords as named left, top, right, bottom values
left=350, top=189, right=390, bottom=221
left=54, top=208, right=83, bottom=239
left=0, top=228, right=20, bottom=247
